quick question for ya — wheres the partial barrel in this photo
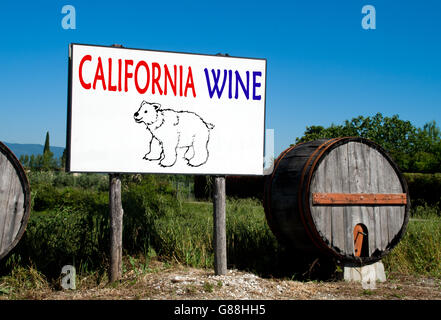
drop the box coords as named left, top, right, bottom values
left=0, top=141, right=31, bottom=260
left=264, top=137, right=410, bottom=264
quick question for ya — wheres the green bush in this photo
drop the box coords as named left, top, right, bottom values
left=404, top=173, right=441, bottom=209
left=29, top=171, right=108, bottom=192
left=2, top=174, right=180, bottom=278
left=13, top=205, right=109, bottom=276
left=4, top=170, right=441, bottom=281
left=32, top=185, right=108, bottom=213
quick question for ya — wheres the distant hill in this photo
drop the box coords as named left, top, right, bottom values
left=2, top=142, right=65, bottom=159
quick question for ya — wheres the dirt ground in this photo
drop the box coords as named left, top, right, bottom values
left=23, top=261, right=440, bottom=301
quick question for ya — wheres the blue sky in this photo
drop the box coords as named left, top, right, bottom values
left=0, top=0, right=440, bottom=157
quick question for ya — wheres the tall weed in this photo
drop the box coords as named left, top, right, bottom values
left=384, top=209, right=441, bottom=278
left=4, top=170, right=441, bottom=282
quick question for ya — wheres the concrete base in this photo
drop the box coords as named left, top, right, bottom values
left=343, top=261, right=386, bottom=289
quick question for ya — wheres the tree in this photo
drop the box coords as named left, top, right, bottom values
left=27, top=131, right=58, bottom=171
left=19, top=155, right=29, bottom=168
left=412, top=120, right=441, bottom=172
left=29, top=155, right=36, bottom=169
left=44, top=131, right=50, bottom=154
left=294, top=113, right=441, bottom=173
left=41, top=150, right=58, bottom=171
left=61, top=148, right=67, bottom=169
left=296, top=113, right=416, bottom=151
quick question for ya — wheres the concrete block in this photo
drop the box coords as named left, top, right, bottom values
left=343, top=261, right=386, bottom=289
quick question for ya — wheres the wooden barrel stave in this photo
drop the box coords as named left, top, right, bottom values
left=265, top=139, right=330, bottom=254
left=0, top=142, right=31, bottom=260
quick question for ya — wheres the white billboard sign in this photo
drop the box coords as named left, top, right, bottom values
left=67, top=44, right=266, bottom=175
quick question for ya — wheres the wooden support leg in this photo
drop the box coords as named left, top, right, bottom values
left=213, top=176, right=227, bottom=275
left=109, top=173, right=123, bottom=282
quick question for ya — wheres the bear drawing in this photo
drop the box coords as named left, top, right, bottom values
left=134, top=101, right=215, bottom=167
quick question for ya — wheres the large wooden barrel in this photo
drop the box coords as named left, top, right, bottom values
left=264, top=137, right=410, bottom=265
left=0, top=141, right=31, bottom=260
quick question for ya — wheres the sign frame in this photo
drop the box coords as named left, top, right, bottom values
left=66, top=43, right=267, bottom=176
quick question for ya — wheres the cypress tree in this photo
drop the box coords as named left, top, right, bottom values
left=43, top=131, right=50, bottom=154
left=61, top=148, right=67, bottom=169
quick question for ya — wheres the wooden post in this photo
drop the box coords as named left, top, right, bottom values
left=107, top=44, right=125, bottom=283
left=109, top=173, right=123, bottom=282
left=213, top=176, right=227, bottom=275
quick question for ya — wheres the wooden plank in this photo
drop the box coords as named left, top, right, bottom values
left=376, top=151, right=389, bottom=250
left=9, top=188, right=25, bottom=247
left=310, top=143, right=350, bottom=254
left=312, top=193, right=407, bottom=205
left=0, top=152, right=25, bottom=256
left=0, top=153, right=9, bottom=246
left=213, top=176, right=227, bottom=275
left=309, top=144, right=332, bottom=242
left=321, top=151, right=333, bottom=243
left=339, top=143, right=352, bottom=255
left=347, top=142, right=366, bottom=256
left=109, top=173, right=123, bottom=282
left=0, top=154, right=16, bottom=254
left=332, top=143, right=348, bottom=254
left=357, top=143, right=375, bottom=257
left=368, top=146, right=381, bottom=253
left=2, top=174, right=23, bottom=251
left=0, top=153, right=12, bottom=255
left=381, top=155, right=405, bottom=242
left=345, top=142, right=357, bottom=256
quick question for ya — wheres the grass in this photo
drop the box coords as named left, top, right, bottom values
left=0, top=265, right=50, bottom=299
left=152, top=198, right=281, bottom=276
left=152, top=201, right=212, bottom=267
left=0, top=253, right=177, bottom=299
left=361, top=289, right=374, bottom=296
left=1, top=173, right=441, bottom=297
left=203, top=281, right=214, bottom=293
left=171, top=198, right=441, bottom=280
left=383, top=206, right=441, bottom=279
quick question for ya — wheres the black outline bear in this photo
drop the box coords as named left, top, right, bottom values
left=134, top=101, right=215, bottom=167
